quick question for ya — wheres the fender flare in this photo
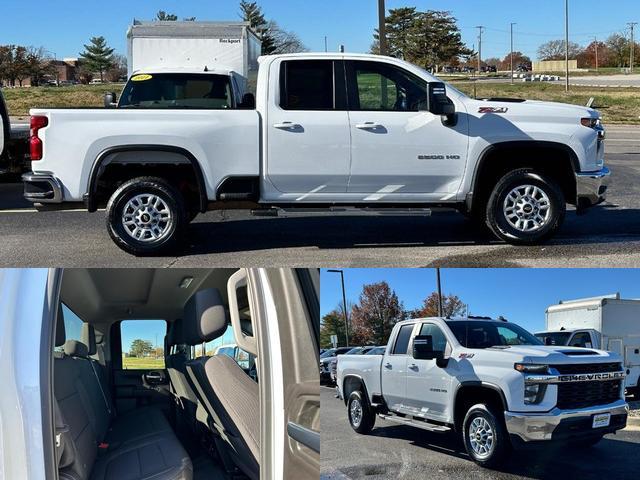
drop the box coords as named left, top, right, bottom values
left=85, top=144, right=208, bottom=212
left=341, top=374, right=372, bottom=406
left=467, top=140, right=580, bottom=211
left=453, top=381, right=508, bottom=428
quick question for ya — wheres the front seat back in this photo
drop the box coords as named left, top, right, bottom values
left=184, top=288, right=260, bottom=480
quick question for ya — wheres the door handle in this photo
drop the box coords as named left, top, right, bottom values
left=273, top=122, right=302, bottom=130
left=384, top=363, right=392, bottom=369
left=287, top=422, right=320, bottom=454
left=409, top=364, right=419, bottom=371
left=355, top=122, right=384, bottom=130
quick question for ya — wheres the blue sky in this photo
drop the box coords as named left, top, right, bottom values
left=320, top=269, right=640, bottom=333
left=2, top=1, right=636, bottom=61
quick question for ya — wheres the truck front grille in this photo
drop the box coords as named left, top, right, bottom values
left=551, top=362, right=621, bottom=374
left=557, top=380, right=621, bottom=409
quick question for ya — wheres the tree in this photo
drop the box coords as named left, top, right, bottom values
left=267, top=21, right=307, bottom=54
left=13, top=46, right=30, bottom=87
left=576, top=41, right=609, bottom=69
left=79, top=36, right=114, bottom=82
left=350, top=281, right=404, bottom=345
left=240, top=1, right=306, bottom=55
left=409, top=292, right=466, bottom=319
left=537, top=39, right=583, bottom=61
left=372, top=7, right=419, bottom=58
left=499, top=51, right=531, bottom=71
left=320, top=310, right=348, bottom=348
left=26, top=47, right=56, bottom=86
left=130, top=339, right=153, bottom=357
left=156, top=11, right=178, bottom=21
left=107, top=53, right=127, bottom=82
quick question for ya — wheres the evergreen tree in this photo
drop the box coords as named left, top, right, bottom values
left=240, top=1, right=276, bottom=54
left=79, top=36, right=114, bottom=82
left=156, top=11, right=178, bottom=21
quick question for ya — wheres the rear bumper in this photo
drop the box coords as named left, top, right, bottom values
left=504, top=399, right=628, bottom=443
left=575, top=166, right=610, bottom=209
left=22, top=172, right=63, bottom=203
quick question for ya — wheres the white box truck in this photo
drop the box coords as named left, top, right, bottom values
left=536, top=293, right=640, bottom=397
left=127, top=20, right=261, bottom=92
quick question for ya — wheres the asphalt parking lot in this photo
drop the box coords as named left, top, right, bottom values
left=320, top=387, right=640, bottom=480
left=0, top=125, right=638, bottom=267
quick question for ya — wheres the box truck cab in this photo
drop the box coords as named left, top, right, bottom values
left=535, top=293, right=640, bottom=397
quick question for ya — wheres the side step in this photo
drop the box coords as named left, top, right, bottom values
left=250, top=206, right=433, bottom=218
left=378, top=413, right=451, bottom=432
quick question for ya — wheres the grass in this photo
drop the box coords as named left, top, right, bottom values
left=452, top=82, right=640, bottom=124
left=122, top=356, right=165, bottom=370
left=4, top=84, right=124, bottom=117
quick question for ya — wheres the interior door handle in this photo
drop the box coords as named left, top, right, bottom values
left=273, top=122, right=302, bottom=130
left=356, top=122, right=384, bottom=130
left=287, top=422, right=320, bottom=454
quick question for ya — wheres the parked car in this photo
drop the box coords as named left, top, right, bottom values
left=535, top=293, right=640, bottom=398
left=24, top=52, right=609, bottom=254
left=0, top=267, right=319, bottom=480
left=337, top=316, right=628, bottom=467
left=320, top=347, right=352, bottom=385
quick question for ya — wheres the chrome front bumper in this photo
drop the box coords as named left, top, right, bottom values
left=504, top=399, right=628, bottom=442
left=22, top=172, right=63, bottom=203
left=575, top=166, right=611, bottom=208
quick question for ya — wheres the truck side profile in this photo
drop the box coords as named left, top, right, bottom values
left=336, top=317, right=628, bottom=467
left=23, top=53, right=610, bottom=255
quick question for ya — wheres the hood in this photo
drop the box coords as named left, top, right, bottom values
left=469, top=97, right=598, bottom=120
left=480, top=344, right=618, bottom=364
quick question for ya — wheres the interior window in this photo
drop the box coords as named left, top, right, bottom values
left=392, top=324, right=414, bottom=355
left=419, top=323, right=448, bottom=351
left=120, top=320, right=167, bottom=370
left=349, top=61, right=428, bottom=111
left=280, top=60, right=334, bottom=110
left=56, top=304, right=84, bottom=351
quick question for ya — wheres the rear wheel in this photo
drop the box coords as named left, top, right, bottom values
left=347, top=391, right=375, bottom=434
left=106, top=176, right=188, bottom=256
left=463, top=404, right=511, bottom=468
left=486, top=169, right=565, bottom=245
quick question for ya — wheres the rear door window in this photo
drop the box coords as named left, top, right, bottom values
left=120, top=320, right=167, bottom=370
left=280, top=60, right=335, bottom=110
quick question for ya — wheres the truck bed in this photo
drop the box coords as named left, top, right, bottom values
left=337, top=353, right=384, bottom=398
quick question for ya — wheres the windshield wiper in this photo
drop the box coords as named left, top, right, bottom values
left=488, top=345, right=511, bottom=349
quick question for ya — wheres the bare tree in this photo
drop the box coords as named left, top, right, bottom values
left=537, top=39, right=583, bottom=60
left=266, top=21, right=307, bottom=54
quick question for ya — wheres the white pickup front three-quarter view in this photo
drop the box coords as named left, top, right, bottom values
left=23, top=53, right=609, bottom=255
left=336, top=317, right=629, bottom=468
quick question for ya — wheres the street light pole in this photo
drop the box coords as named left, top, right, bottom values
left=327, top=270, right=349, bottom=347
left=436, top=268, right=443, bottom=317
left=510, top=23, right=516, bottom=84
left=594, top=36, right=598, bottom=71
left=565, top=0, right=570, bottom=92
left=476, top=26, right=484, bottom=73
left=378, top=0, right=387, bottom=55
left=629, top=23, right=638, bottom=73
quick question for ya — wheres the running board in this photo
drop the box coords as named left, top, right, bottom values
left=251, top=206, right=433, bottom=218
left=378, top=413, right=451, bottom=432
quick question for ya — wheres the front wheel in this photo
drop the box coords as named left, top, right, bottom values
left=463, top=404, right=511, bottom=468
left=106, top=176, right=188, bottom=256
left=347, top=391, right=375, bottom=434
left=486, top=169, right=565, bottom=245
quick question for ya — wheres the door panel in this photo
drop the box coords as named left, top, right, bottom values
left=267, top=59, right=351, bottom=195
left=380, top=323, right=415, bottom=411
left=112, top=369, right=171, bottom=413
left=346, top=60, right=468, bottom=199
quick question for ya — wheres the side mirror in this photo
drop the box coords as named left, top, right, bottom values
left=239, top=93, right=255, bottom=109
left=428, top=82, right=455, bottom=116
left=413, top=335, right=449, bottom=368
left=104, top=92, right=117, bottom=108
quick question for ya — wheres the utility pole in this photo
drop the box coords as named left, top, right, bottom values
left=564, top=0, right=570, bottom=92
left=378, top=0, right=387, bottom=55
left=594, top=36, right=599, bottom=71
left=510, top=23, right=516, bottom=84
left=436, top=268, right=443, bottom=317
left=476, top=26, right=485, bottom=73
left=629, top=22, right=638, bottom=73
left=324, top=36, right=328, bottom=53
left=327, top=270, right=349, bottom=347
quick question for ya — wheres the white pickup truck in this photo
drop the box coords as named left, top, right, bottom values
left=336, top=316, right=628, bottom=467
left=23, top=53, right=609, bottom=255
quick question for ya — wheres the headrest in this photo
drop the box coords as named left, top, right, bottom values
left=169, top=318, right=185, bottom=346
left=64, top=340, right=89, bottom=358
left=80, top=324, right=96, bottom=355
left=55, top=304, right=65, bottom=347
left=184, top=289, right=228, bottom=345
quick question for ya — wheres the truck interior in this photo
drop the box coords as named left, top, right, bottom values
left=47, top=268, right=320, bottom=480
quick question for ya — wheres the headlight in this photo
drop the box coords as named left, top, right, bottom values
left=581, top=117, right=600, bottom=128
left=524, top=384, right=543, bottom=404
left=514, top=363, right=549, bottom=373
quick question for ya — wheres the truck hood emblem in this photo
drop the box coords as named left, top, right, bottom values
left=478, top=106, right=509, bottom=114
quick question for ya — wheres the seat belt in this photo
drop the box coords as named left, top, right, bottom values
left=89, top=359, right=112, bottom=416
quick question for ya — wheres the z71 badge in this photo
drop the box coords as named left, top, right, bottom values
left=478, top=106, right=509, bottom=114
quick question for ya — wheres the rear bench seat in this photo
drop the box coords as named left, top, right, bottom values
left=54, top=315, right=193, bottom=480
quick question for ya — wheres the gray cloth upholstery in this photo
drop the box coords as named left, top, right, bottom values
left=82, top=323, right=97, bottom=355
left=64, top=340, right=89, bottom=358
left=183, top=289, right=228, bottom=345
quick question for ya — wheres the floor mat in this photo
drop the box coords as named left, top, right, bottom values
left=192, top=456, right=227, bottom=480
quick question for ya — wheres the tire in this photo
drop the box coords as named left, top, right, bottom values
left=347, top=391, right=375, bottom=434
left=485, top=169, right=565, bottom=245
left=567, top=434, right=604, bottom=449
left=106, top=176, right=188, bottom=256
left=463, top=404, right=511, bottom=468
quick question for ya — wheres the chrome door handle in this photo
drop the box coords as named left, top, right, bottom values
left=409, top=364, right=419, bottom=371
left=384, top=363, right=392, bottom=369
left=356, top=122, right=384, bottom=130
left=273, top=122, right=302, bottom=130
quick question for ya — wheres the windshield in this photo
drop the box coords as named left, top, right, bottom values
left=119, top=73, right=234, bottom=109
left=534, top=332, right=572, bottom=346
left=320, top=349, right=336, bottom=358
left=446, top=321, right=543, bottom=349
